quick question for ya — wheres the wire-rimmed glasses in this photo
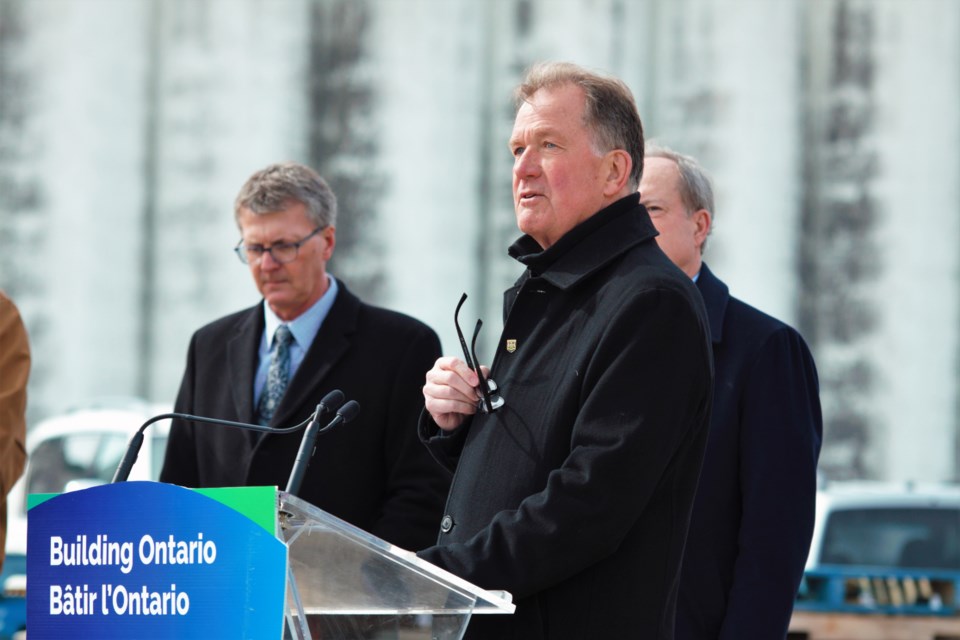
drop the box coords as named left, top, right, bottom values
left=234, top=226, right=325, bottom=265
left=455, top=293, right=504, bottom=413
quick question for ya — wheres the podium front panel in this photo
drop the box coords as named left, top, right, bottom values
left=278, top=492, right=513, bottom=639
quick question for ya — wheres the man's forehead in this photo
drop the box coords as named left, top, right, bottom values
left=509, top=119, right=565, bottom=141
left=239, top=205, right=311, bottom=231
left=510, top=87, right=585, bottom=137
left=642, top=159, right=681, bottom=185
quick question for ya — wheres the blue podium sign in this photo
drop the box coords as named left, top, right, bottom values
left=27, top=482, right=286, bottom=639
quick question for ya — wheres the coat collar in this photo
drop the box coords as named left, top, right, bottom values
left=507, top=193, right=659, bottom=291
left=695, top=262, right=729, bottom=344
left=226, top=281, right=361, bottom=426
left=226, top=310, right=262, bottom=424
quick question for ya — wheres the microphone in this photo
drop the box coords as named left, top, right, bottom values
left=111, top=389, right=346, bottom=483
left=285, top=399, right=361, bottom=497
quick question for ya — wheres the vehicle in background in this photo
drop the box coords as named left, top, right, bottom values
left=0, top=554, right=24, bottom=640
left=789, top=481, right=960, bottom=640
left=0, top=400, right=169, bottom=640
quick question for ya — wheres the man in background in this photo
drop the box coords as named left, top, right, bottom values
left=160, top=162, right=450, bottom=551
left=418, top=62, right=713, bottom=639
left=0, top=291, right=29, bottom=571
left=640, top=145, right=823, bottom=639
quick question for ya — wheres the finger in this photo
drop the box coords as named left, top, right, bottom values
left=423, top=389, right=478, bottom=421
left=440, top=356, right=480, bottom=388
left=426, top=357, right=480, bottom=397
left=423, top=381, right=478, bottom=430
left=423, top=372, right=481, bottom=408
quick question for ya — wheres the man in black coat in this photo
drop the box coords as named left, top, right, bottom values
left=640, top=146, right=823, bottom=639
left=418, top=62, right=714, bottom=639
left=160, top=162, right=450, bottom=551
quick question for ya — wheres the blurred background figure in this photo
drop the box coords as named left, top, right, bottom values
left=640, top=145, right=823, bottom=639
left=0, top=292, right=29, bottom=572
left=1, top=0, right=957, bottom=486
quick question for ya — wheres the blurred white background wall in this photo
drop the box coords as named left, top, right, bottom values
left=0, top=0, right=957, bottom=483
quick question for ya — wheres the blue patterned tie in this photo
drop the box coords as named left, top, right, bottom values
left=257, top=324, right=293, bottom=425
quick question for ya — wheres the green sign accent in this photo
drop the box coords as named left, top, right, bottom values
left=29, top=484, right=277, bottom=534
left=196, top=486, right=277, bottom=534
left=27, top=493, right=57, bottom=509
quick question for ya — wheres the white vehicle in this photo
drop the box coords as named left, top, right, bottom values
left=806, top=481, right=960, bottom=572
left=790, top=481, right=960, bottom=640
left=1, top=399, right=170, bottom=639
left=5, top=399, right=170, bottom=558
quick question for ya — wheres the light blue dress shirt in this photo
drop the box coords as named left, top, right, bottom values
left=253, top=275, right=339, bottom=407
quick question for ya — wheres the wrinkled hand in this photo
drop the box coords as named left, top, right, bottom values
left=423, top=356, right=486, bottom=431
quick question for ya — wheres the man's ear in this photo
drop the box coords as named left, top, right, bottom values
left=693, top=209, right=712, bottom=251
left=322, top=226, right=336, bottom=260
left=602, top=149, right=632, bottom=197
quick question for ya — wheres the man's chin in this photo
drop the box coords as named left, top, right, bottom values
left=516, top=216, right=550, bottom=246
left=516, top=210, right=542, bottom=232
left=263, top=293, right=292, bottom=312
left=260, top=282, right=289, bottom=297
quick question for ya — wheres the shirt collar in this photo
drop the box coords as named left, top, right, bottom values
left=262, top=275, right=340, bottom=348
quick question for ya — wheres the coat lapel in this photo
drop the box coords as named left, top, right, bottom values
left=269, top=283, right=361, bottom=428
left=227, top=306, right=265, bottom=424
left=696, top=262, right=729, bottom=345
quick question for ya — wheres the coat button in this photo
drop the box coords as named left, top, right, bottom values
left=440, top=514, right=454, bottom=533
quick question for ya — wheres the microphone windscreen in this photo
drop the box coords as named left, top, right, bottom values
left=338, top=400, right=361, bottom=423
left=319, top=389, right=345, bottom=413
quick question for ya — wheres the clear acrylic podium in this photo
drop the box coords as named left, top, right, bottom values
left=277, top=491, right=515, bottom=639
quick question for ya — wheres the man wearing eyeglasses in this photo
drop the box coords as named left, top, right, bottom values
left=160, top=162, right=451, bottom=552
left=418, top=62, right=714, bottom=639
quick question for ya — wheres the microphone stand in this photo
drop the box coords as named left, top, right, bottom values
left=111, top=412, right=313, bottom=484
left=285, top=400, right=361, bottom=498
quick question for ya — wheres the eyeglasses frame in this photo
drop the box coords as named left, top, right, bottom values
left=454, top=293, right=504, bottom=414
left=234, top=225, right=326, bottom=265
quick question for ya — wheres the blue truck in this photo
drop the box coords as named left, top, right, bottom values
left=788, top=481, right=960, bottom=640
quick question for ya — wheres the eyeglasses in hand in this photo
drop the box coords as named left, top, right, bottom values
left=455, top=293, right=504, bottom=414
left=234, top=226, right=325, bottom=265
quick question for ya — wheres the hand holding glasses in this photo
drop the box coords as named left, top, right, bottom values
left=455, top=293, right=505, bottom=413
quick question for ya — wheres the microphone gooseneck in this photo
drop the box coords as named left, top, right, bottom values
left=285, top=399, right=361, bottom=497
left=112, top=390, right=346, bottom=483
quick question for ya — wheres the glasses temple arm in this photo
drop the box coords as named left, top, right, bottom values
left=471, top=319, right=494, bottom=413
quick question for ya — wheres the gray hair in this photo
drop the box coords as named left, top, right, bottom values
left=234, top=162, right=337, bottom=228
left=645, top=144, right=715, bottom=249
left=516, top=62, right=645, bottom=190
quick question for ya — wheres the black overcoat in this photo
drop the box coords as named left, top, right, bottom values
left=676, top=263, right=822, bottom=639
left=419, top=195, right=714, bottom=639
left=160, top=281, right=451, bottom=551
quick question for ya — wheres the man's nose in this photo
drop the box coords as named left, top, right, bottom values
left=514, top=148, right=540, bottom=178
left=259, top=249, right=282, bottom=269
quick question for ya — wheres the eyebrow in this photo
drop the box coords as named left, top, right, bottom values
left=243, top=235, right=299, bottom=246
left=508, top=125, right=564, bottom=148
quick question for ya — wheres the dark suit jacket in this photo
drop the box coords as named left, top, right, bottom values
left=676, top=263, right=822, bottom=639
left=159, top=281, right=451, bottom=551
left=419, top=195, right=713, bottom=639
